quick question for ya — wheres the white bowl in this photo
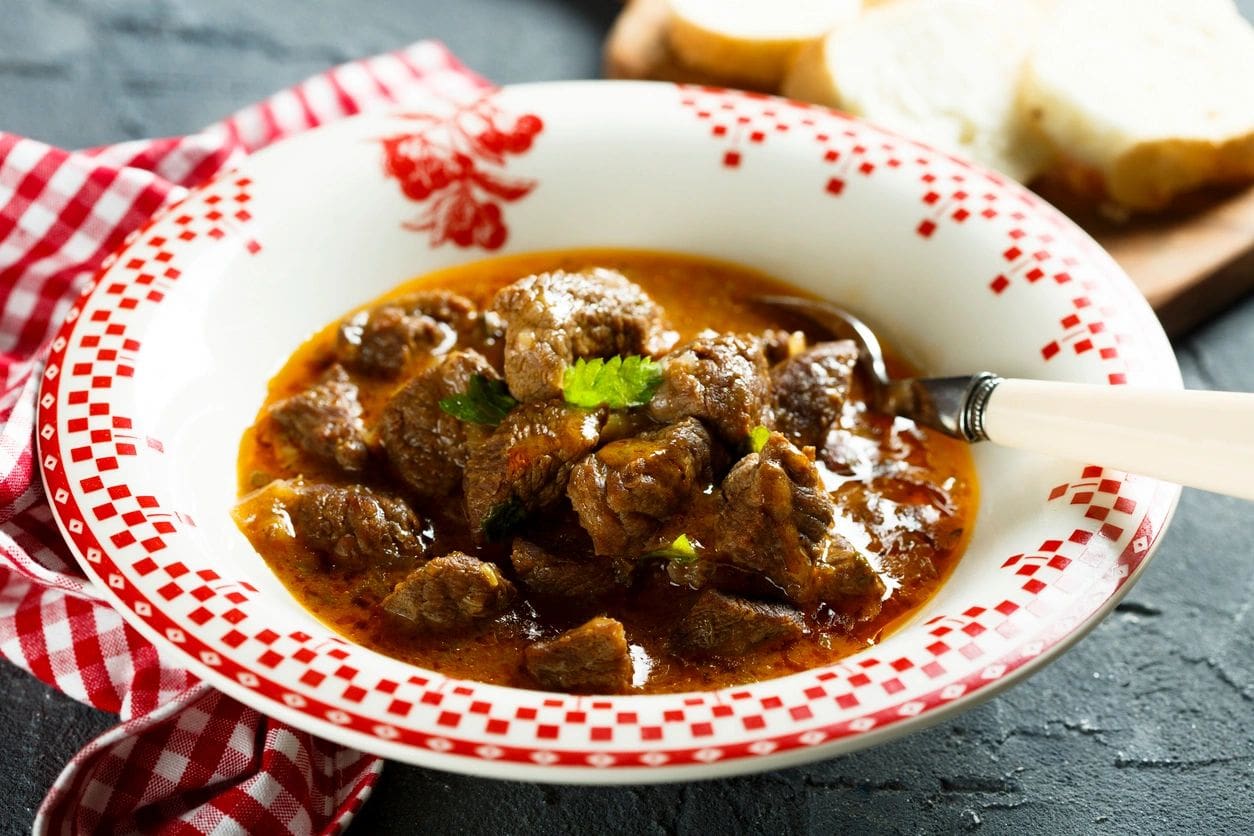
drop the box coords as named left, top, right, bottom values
left=37, top=81, right=1181, bottom=783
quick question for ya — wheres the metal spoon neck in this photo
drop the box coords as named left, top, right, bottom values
left=881, top=372, right=1003, bottom=442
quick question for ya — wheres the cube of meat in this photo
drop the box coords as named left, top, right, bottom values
left=381, top=552, right=514, bottom=633
left=378, top=350, right=499, bottom=499
left=524, top=616, right=634, bottom=693
left=771, top=340, right=860, bottom=448
left=463, top=401, right=606, bottom=539
left=759, top=329, right=807, bottom=365
left=671, top=590, right=806, bottom=658
left=233, top=479, right=425, bottom=572
left=510, top=539, right=624, bottom=598
left=567, top=418, right=714, bottom=556
left=336, top=290, right=478, bottom=377
left=832, top=478, right=956, bottom=616
left=491, top=269, right=676, bottom=401
left=268, top=365, right=369, bottom=474
left=647, top=332, right=772, bottom=444
left=716, top=432, right=882, bottom=612
left=811, top=551, right=885, bottom=625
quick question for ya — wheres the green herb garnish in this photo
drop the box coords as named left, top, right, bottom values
left=481, top=498, right=526, bottom=541
left=562, top=356, right=663, bottom=409
left=646, top=533, right=700, bottom=565
left=439, top=375, right=518, bottom=425
left=748, top=425, right=770, bottom=453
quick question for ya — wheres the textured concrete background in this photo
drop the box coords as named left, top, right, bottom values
left=2, top=1, right=1252, bottom=833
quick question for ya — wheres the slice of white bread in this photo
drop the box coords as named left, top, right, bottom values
left=782, top=0, right=1054, bottom=183
left=1020, top=0, right=1254, bottom=211
left=607, top=0, right=764, bottom=87
left=667, top=0, right=863, bottom=89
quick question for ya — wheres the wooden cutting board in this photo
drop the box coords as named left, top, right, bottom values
left=1068, top=186, right=1254, bottom=336
left=604, top=0, right=1254, bottom=337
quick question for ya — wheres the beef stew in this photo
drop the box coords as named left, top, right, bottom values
left=234, top=249, right=977, bottom=694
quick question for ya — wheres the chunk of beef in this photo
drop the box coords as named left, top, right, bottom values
left=822, top=428, right=882, bottom=479
left=879, top=538, right=940, bottom=605
left=671, top=590, right=806, bottom=658
left=268, top=365, right=368, bottom=473
left=715, top=432, right=831, bottom=600
left=234, top=479, right=424, bottom=572
left=771, top=341, right=860, bottom=448
left=647, top=332, right=771, bottom=444
left=401, top=290, right=479, bottom=331
left=833, top=478, right=958, bottom=613
left=336, top=290, right=477, bottom=377
left=716, top=433, right=882, bottom=613
left=337, top=306, right=426, bottom=377
left=463, top=401, right=606, bottom=538
left=524, top=616, right=633, bottom=693
left=567, top=418, right=714, bottom=556
left=492, top=269, right=675, bottom=401
left=811, top=551, right=885, bottom=625
left=510, top=540, right=624, bottom=598
left=381, top=552, right=514, bottom=633
left=760, top=329, right=807, bottom=365
left=378, top=350, right=498, bottom=499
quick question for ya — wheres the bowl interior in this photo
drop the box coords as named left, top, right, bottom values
left=44, top=81, right=1181, bottom=778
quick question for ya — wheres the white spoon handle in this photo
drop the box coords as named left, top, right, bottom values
left=982, top=379, right=1254, bottom=500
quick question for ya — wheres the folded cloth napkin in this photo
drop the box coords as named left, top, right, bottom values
left=0, top=41, right=489, bottom=834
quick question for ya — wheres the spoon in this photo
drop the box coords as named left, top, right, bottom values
left=756, top=295, right=1254, bottom=501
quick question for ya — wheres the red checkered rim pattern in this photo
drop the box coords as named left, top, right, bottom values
left=679, top=85, right=1144, bottom=382
left=37, top=86, right=1180, bottom=773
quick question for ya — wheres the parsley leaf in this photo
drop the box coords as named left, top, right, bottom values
left=562, top=356, right=663, bottom=409
left=481, top=498, right=526, bottom=541
left=646, top=533, right=700, bottom=565
left=439, top=375, right=518, bottom=425
left=748, top=425, right=771, bottom=453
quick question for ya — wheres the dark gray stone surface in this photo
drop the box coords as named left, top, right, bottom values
left=2, top=1, right=1252, bottom=833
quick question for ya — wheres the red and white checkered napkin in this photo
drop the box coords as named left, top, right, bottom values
left=0, top=42, right=490, bottom=834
